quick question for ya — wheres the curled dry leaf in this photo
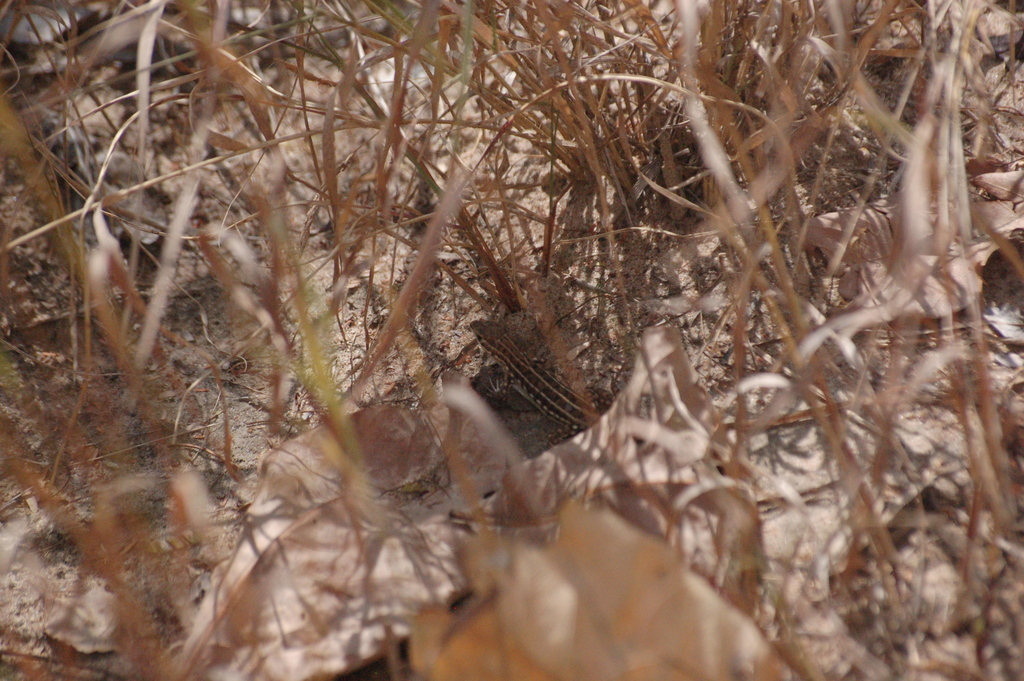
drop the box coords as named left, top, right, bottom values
left=970, top=198, right=1024, bottom=239
left=806, top=199, right=984, bottom=317
left=45, top=581, right=118, bottom=654
left=805, top=200, right=897, bottom=277
left=353, top=405, right=447, bottom=492
left=970, top=198, right=1024, bottom=277
left=971, top=170, right=1024, bottom=203
left=965, top=157, right=1007, bottom=177
left=179, top=407, right=474, bottom=681
left=411, top=504, right=783, bottom=681
left=168, top=470, right=213, bottom=537
left=488, top=325, right=717, bottom=530
left=179, top=328, right=756, bottom=680
left=804, top=200, right=899, bottom=302
left=0, top=516, right=29, bottom=573
left=971, top=197, right=1024, bottom=344
left=979, top=235, right=1024, bottom=347
left=484, top=327, right=760, bottom=605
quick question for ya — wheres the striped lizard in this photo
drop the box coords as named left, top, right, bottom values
left=470, top=319, right=603, bottom=438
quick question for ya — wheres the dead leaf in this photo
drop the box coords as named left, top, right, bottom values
left=805, top=201, right=896, bottom=275
left=179, top=409, right=471, bottom=681
left=980, top=229, right=1024, bottom=332
left=806, top=198, right=985, bottom=316
left=479, top=326, right=760, bottom=603
left=965, top=157, right=1007, bottom=177
left=971, top=198, right=1024, bottom=238
left=0, top=516, right=29, bottom=573
left=45, top=581, right=117, bottom=654
left=354, top=405, right=447, bottom=492
left=207, top=131, right=251, bottom=152
left=971, top=170, right=1024, bottom=202
left=411, top=504, right=783, bottom=681
left=487, top=325, right=716, bottom=534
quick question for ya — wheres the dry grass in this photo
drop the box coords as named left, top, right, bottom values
left=2, top=0, right=1024, bottom=678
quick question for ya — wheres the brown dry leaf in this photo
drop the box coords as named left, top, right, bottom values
left=971, top=170, right=1024, bottom=202
left=412, top=603, right=559, bottom=681
left=423, top=377, right=515, bottom=500
left=482, top=327, right=762, bottom=608
left=207, top=130, right=252, bottom=153
left=805, top=200, right=896, bottom=276
left=0, top=516, right=29, bottom=574
left=805, top=201, right=898, bottom=301
left=355, top=405, right=448, bottom=492
left=971, top=198, right=1024, bottom=239
left=806, top=199, right=983, bottom=316
left=178, top=407, right=474, bottom=681
left=965, top=157, right=1006, bottom=177
left=488, top=325, right=718, bottom=534
left=962, top=195, right=1024, bottom=280
left=857, top=255, right=979, bottom=318
left=411, top=504, right=783, bottom=681
left=968, top=195, right=1024, bottom=345
left=45, top=581, right=118, bottom=654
